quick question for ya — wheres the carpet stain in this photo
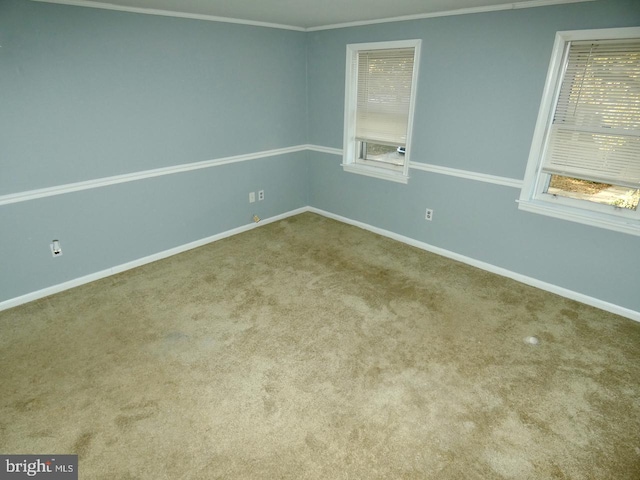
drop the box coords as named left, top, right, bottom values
left=12, top=397, right=42, bottom=412
left=73, top=432, right=95, bottom=457
left=114, top=401, right=159, bottom=431
left=1, top=213, right=639, bottom=479
left=304, top=433, right=326, bottom=451
left=560, top=308, right=579, bottom=320
left=114, top=412, right=156, bottom=431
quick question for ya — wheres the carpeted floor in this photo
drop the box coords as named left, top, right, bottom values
left=1, top=212, right=639, bottom=479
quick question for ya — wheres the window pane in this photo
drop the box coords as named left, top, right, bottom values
left=356, top=48, right=415, bottom=145
left=359, top=142, right=405, bottom=166
left=542, top=39, right=640, bottom=189
left=547, top=174, right=640, bottom=210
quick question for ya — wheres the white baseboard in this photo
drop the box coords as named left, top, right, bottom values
left=0, top=207, right=307, bottom=312
left=307, top=207, right=640, bottom=323
left=2, top=205, right=638, bottom=323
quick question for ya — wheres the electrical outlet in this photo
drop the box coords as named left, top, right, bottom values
left=249, top=192, right=255, bottom=203
left=258, top=190, right=265, bottom=201
left=425, top=208, right=434, bottom=221
left=50, top=239, right=62, bottom=257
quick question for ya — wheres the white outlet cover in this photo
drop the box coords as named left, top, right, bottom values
left=50, top=243, right=63, bottom=257
left=425, top=209, right=433, bottom=221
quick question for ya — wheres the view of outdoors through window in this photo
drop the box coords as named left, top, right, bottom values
left=547, top=175, right=640, bottom=210
left=361, top=142, right=404, bottom=166
left=538, top=37, right=640, bottom=216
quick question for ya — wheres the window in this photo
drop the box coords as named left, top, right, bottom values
left=342, top=40, right=421, bottom=183
left=519, top=27, right=640, bottom=235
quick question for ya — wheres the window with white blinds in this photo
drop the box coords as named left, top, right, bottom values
left=542, top=39, right=640, bottom=188
left=342, top=40, right=421, bottom=184
left=519, top=27, right=640, bottom=235
left=355, top=48, right=415, bottom=147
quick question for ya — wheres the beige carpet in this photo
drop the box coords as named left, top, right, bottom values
left=1, top=212, right=639, bottom=479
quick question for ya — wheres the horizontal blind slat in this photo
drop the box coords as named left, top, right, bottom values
left=543, top=128, right=640, bottom=187
left=355, top=47, right=415, bottom=146
left=542, top=38, right=640, bottom=187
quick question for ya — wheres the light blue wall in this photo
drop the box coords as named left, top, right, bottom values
left=2, top=0, right=639, bottom=315
left=307, top=0, right=640, bottom=313
left=0, top=0, right=307, bottom=194
left=0, top=0, right=308, bottom=302
left=0, top=155, right=307, bottom=302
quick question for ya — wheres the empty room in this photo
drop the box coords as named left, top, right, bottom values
left=1, top=0, right=639, bottom=478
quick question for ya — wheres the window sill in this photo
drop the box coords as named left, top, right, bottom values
left=341, top=163, right=409, bottom=184
left=517, top=199, right=640, bottom=236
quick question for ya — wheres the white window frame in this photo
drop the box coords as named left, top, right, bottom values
left=519, top=27, right=640, bottom=236
left=342, top=40, right=421, bottom=184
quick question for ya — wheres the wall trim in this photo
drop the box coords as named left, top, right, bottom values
left=0, top=207, right=308, bottom=312
left=307, top=207, right=640, bottom=323
left=29, top=0, right=306, bottom=31
left=31, top=0, right=594, bottom=32
left=306, top=144, right=524, bottom=189
left=2, top=205, right=638, bottom=322
left=0, top=144, right=523, bottom=207
left=409, top=161, right=524, bottom=188
left=305, top=144, right=344, bottom=156
left=307, top=0, right=594, bottom=31
left=0, top=145, right=307, bottom=206
left=518, top=199, right=640, bottom=237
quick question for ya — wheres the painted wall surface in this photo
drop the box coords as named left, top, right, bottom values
left=0, top=0, right=308, bottom=302
left=306, top=0, right=640, bottom=312
left=0, top=0, right=307, bottom=194
left=2, top=0, right=639, bottom=316
left=0, top=154, right=308, bottom=302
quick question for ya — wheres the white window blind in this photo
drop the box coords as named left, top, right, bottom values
left=542, top=39, right=640, bottom=188
left=355, top=48, right=416, bottom=147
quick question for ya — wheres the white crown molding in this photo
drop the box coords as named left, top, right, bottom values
left=30, top=0, right=594, bottom=32
left=306, top=0, right=595, bottom=31
left=0, top=145, right=308, bottom=206
left=29, top=0, right=306, bottom=31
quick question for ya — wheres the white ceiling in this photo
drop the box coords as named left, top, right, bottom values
left=36, top=0, right=590, bottom=30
